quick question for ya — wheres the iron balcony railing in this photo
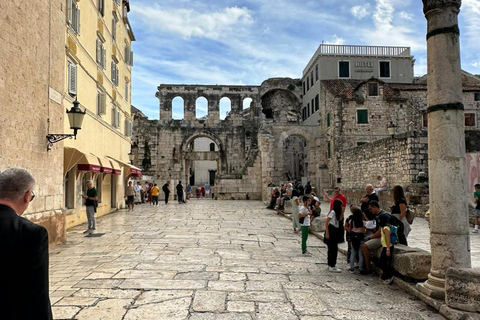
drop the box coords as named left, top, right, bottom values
left=317, top=44, right=410, bottom=57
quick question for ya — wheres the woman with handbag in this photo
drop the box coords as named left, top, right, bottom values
left=391, top=185, right=412, bottom=241
left=325, top=199, right=343, bottom=273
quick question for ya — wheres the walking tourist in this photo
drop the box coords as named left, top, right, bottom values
left=378, top=213, right=395, bottom=284
left=325, top=199, right=343, bottom=272
left=204, top=183, right=210, bottom=199
left=83, top=180, right=98, bottom=234
left=186, top=184, right=191, bottom=200
left=201, top=185, right=205, bottom=198
left=473, top=184, right=480, bottom=233
left=345, top=206, right=365, bottom=273
left=361, top=200, right=390, bottom=275
left=151, top=183, right=160, bottom=206
left=146, top=182, right=152, bottom=205
left=177, top=181, right=185, bottom=203
left=324, top=187, right=347, bottom=242
left=304, top=181, right=312, bottom=195
left=140, top=182, right=146, bottom=203
left=361, top=184, right=379, bottom=220
left=162, top=182, right=170, bottom=204
left=211, top=184, right=216, bottom=199
left=391, top=185, right=412, bottom=240
left=292, top=196, right=301, bottom=233
left=125, top=181, right=136, bottom=212
left=0, top=168, right=53, bottom=320
left=134, top=182, right=142, bottom=204
left=298, top=195, right=313, bottom=255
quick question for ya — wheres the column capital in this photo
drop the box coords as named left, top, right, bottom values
left=423, top=0, right=461, bottom=14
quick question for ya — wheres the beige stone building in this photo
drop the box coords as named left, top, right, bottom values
left=0, top=0, right=66, bottom=243
left=62, top=0, right=138, bottom=230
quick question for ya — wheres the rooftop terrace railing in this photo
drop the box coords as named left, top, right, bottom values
left=318, top=44, right=411, bottom=57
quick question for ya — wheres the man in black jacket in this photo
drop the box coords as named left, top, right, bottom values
left=0, top=168, right=52, bottom=320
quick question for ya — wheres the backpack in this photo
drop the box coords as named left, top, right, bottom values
left=389, top=225, right=398, bottom=244
left=162, top=184, right=168, bottom=193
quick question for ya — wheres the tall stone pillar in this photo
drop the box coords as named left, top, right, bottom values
left=158, top=96, right=172, bottom=122
left=417, top=0, right=471, bottom=299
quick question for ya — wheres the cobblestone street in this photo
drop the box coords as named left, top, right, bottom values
left=49, top=200, right=446, bottom=320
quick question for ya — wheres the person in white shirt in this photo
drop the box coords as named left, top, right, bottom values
left=298, top=195, right=313, bottom=255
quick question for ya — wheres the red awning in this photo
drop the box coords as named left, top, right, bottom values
left=97, top=156, right=114, bottom=174
left=77, top=154, right=102, bottom=172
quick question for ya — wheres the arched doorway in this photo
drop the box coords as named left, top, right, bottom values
left=283, top=136, right=307, bottom=181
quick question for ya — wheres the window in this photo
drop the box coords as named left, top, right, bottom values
left=311, top=99, right=314, bottom=115
left=96, top=38, right=106, bottom=69
left=357, top=142, right=367, bottom=146
left=368, top=83, right=379, bottom=96
left=112, top=106, right=121, bottom=128
left=307, top=103, right=310, bottom=117
left=96, top=90, right=106, bottom=115
left=306, top=76, right=310, bottom=91
left=357, top=109, right=368, bottom=124
left=315, top=94, right=319, bottom=111
left=67, top=60, right=77, bottom=96
left=327, top=141, right=331, bottom=158
left=310, top=71, right=314, bottom=87
left=112, top=14, right=118, bottom=41
left=302, top=81, right=305, bottom=95
left=209, top=143, right=215, bottom=152
left=67, top=0, right=80, bottom=34
left=98, top=0, right=105, bottom=16
left=124, top=44, right=133, bottom=66
left=327, top=113, right=331, bottom=127
left=339, top=61, right=350, bottom=78
left=315, top=64, right=319, bottom=81
left=475, top=93, right=480, bottom=101
left=111, top=61, right=119, bottom=86
left=465, top=113, right=476, bottom=127
left=124, top=118, right=132, bottom=136
left=125, top=81, right=129, bottom=102
left=423, top=113, right=428, bottom=128
left=302, top=107, right=306, bottom=121
left=380, top=61, right=391, bottom=78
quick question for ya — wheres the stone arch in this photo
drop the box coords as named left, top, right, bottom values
left=277, top=128, right=312, bottom=149
left=260, top=89, right=301, bottom=123
left=219, top=97, right=231, bottom=120
left=172, top=96, right=185, bottom=120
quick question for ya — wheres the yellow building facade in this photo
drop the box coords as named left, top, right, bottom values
left=62, top=0, right=139, bottom=229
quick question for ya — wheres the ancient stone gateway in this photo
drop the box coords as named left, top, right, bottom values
left=132, top=78, right=318, bottom=200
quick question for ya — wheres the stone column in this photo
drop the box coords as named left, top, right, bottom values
left=158, top=96, right=172, bottom=122
left=184, top=96, right=195, bottom=122
left=417, top=0, right=471, bottom=299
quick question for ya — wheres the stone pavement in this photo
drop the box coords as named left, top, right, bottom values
left=314, top=201, right=480, bottom=268
left=49, top=200, right=446, bottom=320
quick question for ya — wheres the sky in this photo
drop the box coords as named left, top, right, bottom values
left=129, top=0, right=480, bottom=120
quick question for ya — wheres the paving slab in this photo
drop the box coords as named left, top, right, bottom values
left=49, top=200, right=447, bottom=319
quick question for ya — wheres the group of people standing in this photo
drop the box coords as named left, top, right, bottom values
left=273, top=181, right=413, bottom=284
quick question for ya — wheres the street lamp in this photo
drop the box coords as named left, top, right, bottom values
left=46, top=99, right=86, bottom=151
left=387, top=121, right=397, bottom=137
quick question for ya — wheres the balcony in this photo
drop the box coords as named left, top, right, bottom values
left=317, top=44, right=411, bottom=57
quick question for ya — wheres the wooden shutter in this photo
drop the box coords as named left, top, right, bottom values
left=111, top=107, right=116, bottom=126
left=129, top=51, right=133, bottom=66
left=100, top=92, right=106, bottom=114
left=67, top=0, right=73, bottom=25
left=68, top=62, right=77, bottom=95
left=115, top=66, right=119, bottom=85
left=75, top=7, right=80, bottom=33
left=96, top=39, right=101, bottom=63
left=102, top=47, right=106, bottom=69
left=124, top=45, right=129, bottom=65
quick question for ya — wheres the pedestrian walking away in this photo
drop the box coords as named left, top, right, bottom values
left=125, top=181, right=136, bottom=212
left=291, top=196, right=301, bottom=233
left=82, top=180, right=98, bottom=234
left=0, top=168, right=53, bottom=320
left=162, top=182, right=170, bottom=204
left=177, top=181, right=185, bottom=203
left=151, top=183, right=160, bottom=206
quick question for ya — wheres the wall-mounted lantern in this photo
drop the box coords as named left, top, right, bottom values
left=46, top=99, right=86, bottom=151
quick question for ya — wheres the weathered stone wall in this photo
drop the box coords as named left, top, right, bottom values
left=0, top=0, right=66, bottom=244
left=339, top=131, right=429, bottom=189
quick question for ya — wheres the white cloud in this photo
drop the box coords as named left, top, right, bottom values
left=399, top=11, right=413, bottom=20
left=131, top=6, right=254, bottom=40
left=373, top=0, right=395, bottom=32
left=328, top=35, right=345, bottom=45
left=461, top=0, right=480, bottom=50
left=351, top=4, right=371, bottom=19
left=472, top=60, right=480, bottom=68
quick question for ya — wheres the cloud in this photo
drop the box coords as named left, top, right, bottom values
left=327, top=35, right=345, bottom=45
left=351, top=4, right=371, bottom=19
left=399, top=11, right=413, bottom=20
left=131, top=6, right=253, bottom=40
left=373, top=0, right=395, bottom=32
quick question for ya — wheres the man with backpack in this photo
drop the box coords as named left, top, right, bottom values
left=162, top=182, right=170, bottom=204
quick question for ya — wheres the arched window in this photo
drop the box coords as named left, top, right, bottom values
left=219, top=97, right=231, bottom=120
left=196, top=97, right=208, bottom=119
left=243, top=97, right=253, bottom=110
left=209, top=143, right=215, bottom=151
left=172, top=96, right=184, bottom=120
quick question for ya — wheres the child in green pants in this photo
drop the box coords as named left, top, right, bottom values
left=298, top=195, right=313, bottom=255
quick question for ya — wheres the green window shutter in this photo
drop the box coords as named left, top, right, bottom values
left=357, top=110, right=368, bottom=124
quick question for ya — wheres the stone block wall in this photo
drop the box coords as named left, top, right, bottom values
left=339, top=131, right=429, bottom=189
left=0, top=0, right=66, bottom=244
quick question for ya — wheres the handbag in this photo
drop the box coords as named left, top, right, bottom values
left=406, top=208, right=414, bottom=225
